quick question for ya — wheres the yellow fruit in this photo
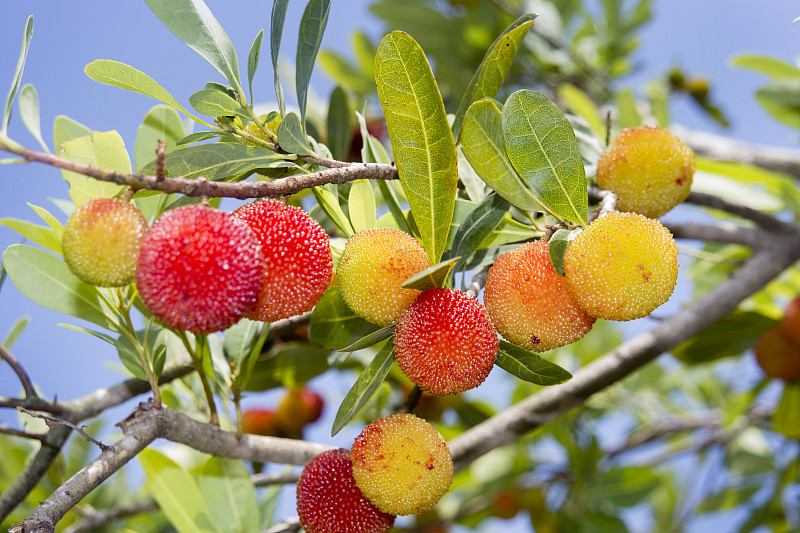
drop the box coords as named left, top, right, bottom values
left=484, top=241, right=595, bottom=351
left=563, top=212, right=679, bottom=321
left=597, top=126, right=695, bottom=218
left=350, top=414, right=453, bottom=516
left=337, top=228, right=430, bottom=326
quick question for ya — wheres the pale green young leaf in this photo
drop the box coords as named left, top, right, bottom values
left=375, top=31, right=458, bottom=265
left=400, top=256, right=460, bottom=291
left=732, top=54, right=800, bottom=80
left=224, top=318, right=267, bottom=367
left=296, top=0, right=330, bottom=126
left=461, top=99, right=552, bottom=214
left=615, top=88, right=641, bottom=130
left=348, top=179, right=377, bottom=233
left=18, top=84, right=48, bottom=152
left=311, top=185, right=355, bottom=236
left=309, top=286, right=380, bottom=350
left=144, top=0, right=243, bottom=95
left=28, top=204, right=63, bottom=234
left=276, top=112, right=315, bottom=156
left=327, top=86, right=352, bottom=161
left=3, top=316, right=29, bottom=349
left=557, top=83, right=606, bottom=140
left=60, top=131, right=129, bottom=207
left=247, top=29, right=264, bottom=102
left=502, top=90, right=588, bottom=226
left=332, top=340, right=395, bottom=436
left=773, top=381, right=800, bottom=439
left=355, top=110, right=391, bottom=164
left=452, top=15, right=535, bottom=140
left=0, top=218, right=61, bottom=254
left=197, top=458, right=260, bottom=533
left=134, top=105, right=186, bottom=171
left=496, top=340, right=572, bottom=386
left=53, top=115, right=90, bottom=153
left=139, top=143, right=288, bottom=181
left=270, top=0, right=290, bottom=117
left=189, top=89, right=249, bottom=119
left=139, top=448, right=218, bottom=533
left=548, top=228, right=579, bottom=277
left=339, top=326, right=395, bottom=352
left=2, top=16, right=33, bottom=135
left=3, top=245, right=116, bottom=330
left=353, top=31, right=376, bottom=79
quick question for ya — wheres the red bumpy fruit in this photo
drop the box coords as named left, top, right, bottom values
left=394, top=288, right=498, bottom=395
left=296, top=449, right=395, bottom=533
left=136, top=205, right=262, bottom=334
left=233, top=200, right=332, bottom=322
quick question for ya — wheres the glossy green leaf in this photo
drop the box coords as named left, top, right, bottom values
left=615, top=88, right=641, bottom=130
left=318, top=51, right=375, bottom=97
left=2, top=16, right=33, bottom=135
left=18, top=84, right=48, bottom=152
left=461, top=99, right=551, bottom=214
left=375, top=31, right=458, bottom=265
left=28, top=203, right=63, bottom=234
left=732, top=54, right=800, bottom=79
left=144, top=0, right=243, bottom=94
left=671, top=311, right=776, bottom=365
left=452, top=15, right=535, bottom=140
left=139, top=143, right=287, bottom=181
left=244, top=342, right=330, bottom=391
left=115, top=333, right=149, bottom=381
left=502, top=90, right=588, bottom=226
left=348, top=180, right=377, bottom=233
left=773, top=381, right=800, bottom=438
left=247, top=29, right=264, bottom=102
left=3, top=245, right=116, bottom=330
left=548, top=228, right=579, bottom=277
left=224, top=318, right=267, bottom=367
left=134, top=105, right=186, bottom=171
left=84, top=60, right=193, bottom=119
left=276, top=112, right=315, bottom=156
left=296, top=0, right=330, bottom=126
left=450, top=193, right=510, bottom=265
left=197, top=457, right=259, bottom=533
left=311, top=185, right=354, bottom=236
left=53, top=115, right=91, bottom=153
left=327, top=86, right=352, bottom=160
left=139, top=448, right=218, bottom=533
left=3, top=316, right=29, bottom=349
left=339, top=326, right=395, bottom=352
left=401, top=256, right=460, bottom=291
left=270, top=0, right=290, bottom=117
left=177, top=131, right=224, bottom=145
left=447, top=198, right=539, bottom=249
left=496, top=340, right=572, bottom=386
left=557, top=83, right=606, bottom=140
left=309, top=287, right=380, bottom=350
left=189, top=88, right=248, bottom=119
left=332, top=340, right=395, bottom=436
left=60, top=131, right=130, bottom=207
left=0, top=218, right=61, bottom=255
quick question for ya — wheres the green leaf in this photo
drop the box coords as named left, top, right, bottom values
left=755, top=81, right=800, bottom=128
left=773, top=381, right=800, bottom=438
left=309, top=286, right=380, bottom=350
left=3, top=316, right=30, bottom=349
left=244, top=341, right=330, bottom=391
left=311, top=185, right=355, bottom=236
left=53, top=115, right=90, bottom=153
left=296, top=0, right=331, bottom=126
left=60, top=131, right=130, bottom=207
left=270, top=0, right=290, bottom=117
left=276, top=112, right=315, bottom=156
left=557, top=83, right=606, bottom=140
left=355, top=110, right=391, bottom=164
left=698, top=484, right=761, bottom=514
left=0, top=218, right=61, bottom=255
left=401, top=256, right=460, bottom=291
left=348, top=179, right=377, bottom=233
left=139, top=448, right=218, bottom=533
left=134, top=105, right=186, bottom=171
left=327, top=86, right=352, bottom=161
left=189, top=88, right=248, bottom=119
left=615, top=88, right=641, bottom=130
left=732, top=54, right=800, bottom=79
left=581, top=466, right=660, bottom=507
left=339, top=326, right=395, bottom=352
left=671, top=311, right=776, bottom=365
left=450, top=193, right=510, bottom=266
left=461, top=99, right=552, bottom=214
left=375, top=31, right=458, bottom=265
left=548, top=228, right=579, bottom=277
left=247, top=29, right=264, bottom=102
left=177, top=131, right=224, bottom=145
left=224, top=318, right=267, bottom=366
left=197, top=457, right=259, bottom=533
left=496, top=340, right=572, bottom=385
left=502, top=90, right=588, bottom=226
left=2, top=16, right=33, bottom=135
left=451, top=15, right=535, bottom=140
left=447, top=198, right=539, bottom=250
left=144, top=0, right=243, bottom=95
left=115, top=333, right=149, bottom=381
left=332, top=340, right=395, bottom=436
left=84, top=60, right=193, bottom=118
left=2, top=245, right=117, bottom=331
left=18, top=84, right=48, bottom=152
left=139, top=143, right=288, bottom=181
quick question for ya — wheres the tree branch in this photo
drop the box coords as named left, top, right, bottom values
left=0, top=345, right=38, bottom=399
left=60, top=500, right=159, bottom=533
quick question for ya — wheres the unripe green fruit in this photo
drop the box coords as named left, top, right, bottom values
left=687, top=78, right=710, bottom=102
left=597, top=126, right=695, bottom=218
left=484, top=241, right=595, bottom=351
left=351, top=414, right=453, bottom=516
left=337, top=228, right=430, bottom=326
left=564, top=212, right=679, bottom=321
left=754, top=328, right=800, bottom=382
left=668, top=68, right=685, bottom=90
left=62, top=197, right=147, bottom=287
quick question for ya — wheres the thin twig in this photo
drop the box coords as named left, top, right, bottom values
left=252, top=471, right=302, bottom=487
left=686, top=191, right=791, bottom=231
left=16, top=407, right=111, bottom=452
left=0, top=424, right=47, bottom=443
left=155, top=139, right=167, bottom=181
left=587, top=186, right=618, bottom=222
left=61, top=500, right=159, bottom=533
left=262, top=516, right=301, bottom=533
left=0, top=344, right=38, bottom=399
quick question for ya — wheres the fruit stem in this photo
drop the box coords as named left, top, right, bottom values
left=178, top=331, right=219, bottom=426
left=117, top=288, right=162, bottom=409
left=403, top=385, right=423, bottom=413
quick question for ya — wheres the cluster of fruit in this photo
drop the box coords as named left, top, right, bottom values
left=755, top=296, right=800, bottom=382
left=296, top=413, right=453, bottom=533
left=62, top=198, right=333, bottom=333
left=241, top=388, right=324, bottom=439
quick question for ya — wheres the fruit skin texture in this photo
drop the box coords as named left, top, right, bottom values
left=394, top=288, right=498, bottom=396
left=754, top=328, right=800, bottom=381
left=241, top=409, right=282, bottom=437
left=296, top=449, right=395, bottom=533
left=233, top=200, right=332, bottom=322
left=62, top=197, right=147, bottom=287
left=136, top=205, right=262, bottom=334
left=780, top=295, right=800, bottom=345
left=596, top=126, right=695, bottom=218
left=337, top=228, right=431, bottom=326
left=350, top=414, right=453, bottom=516
left=564, top=212, right=679, bottom=321
left=484, top=241, right=595, bottom=351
